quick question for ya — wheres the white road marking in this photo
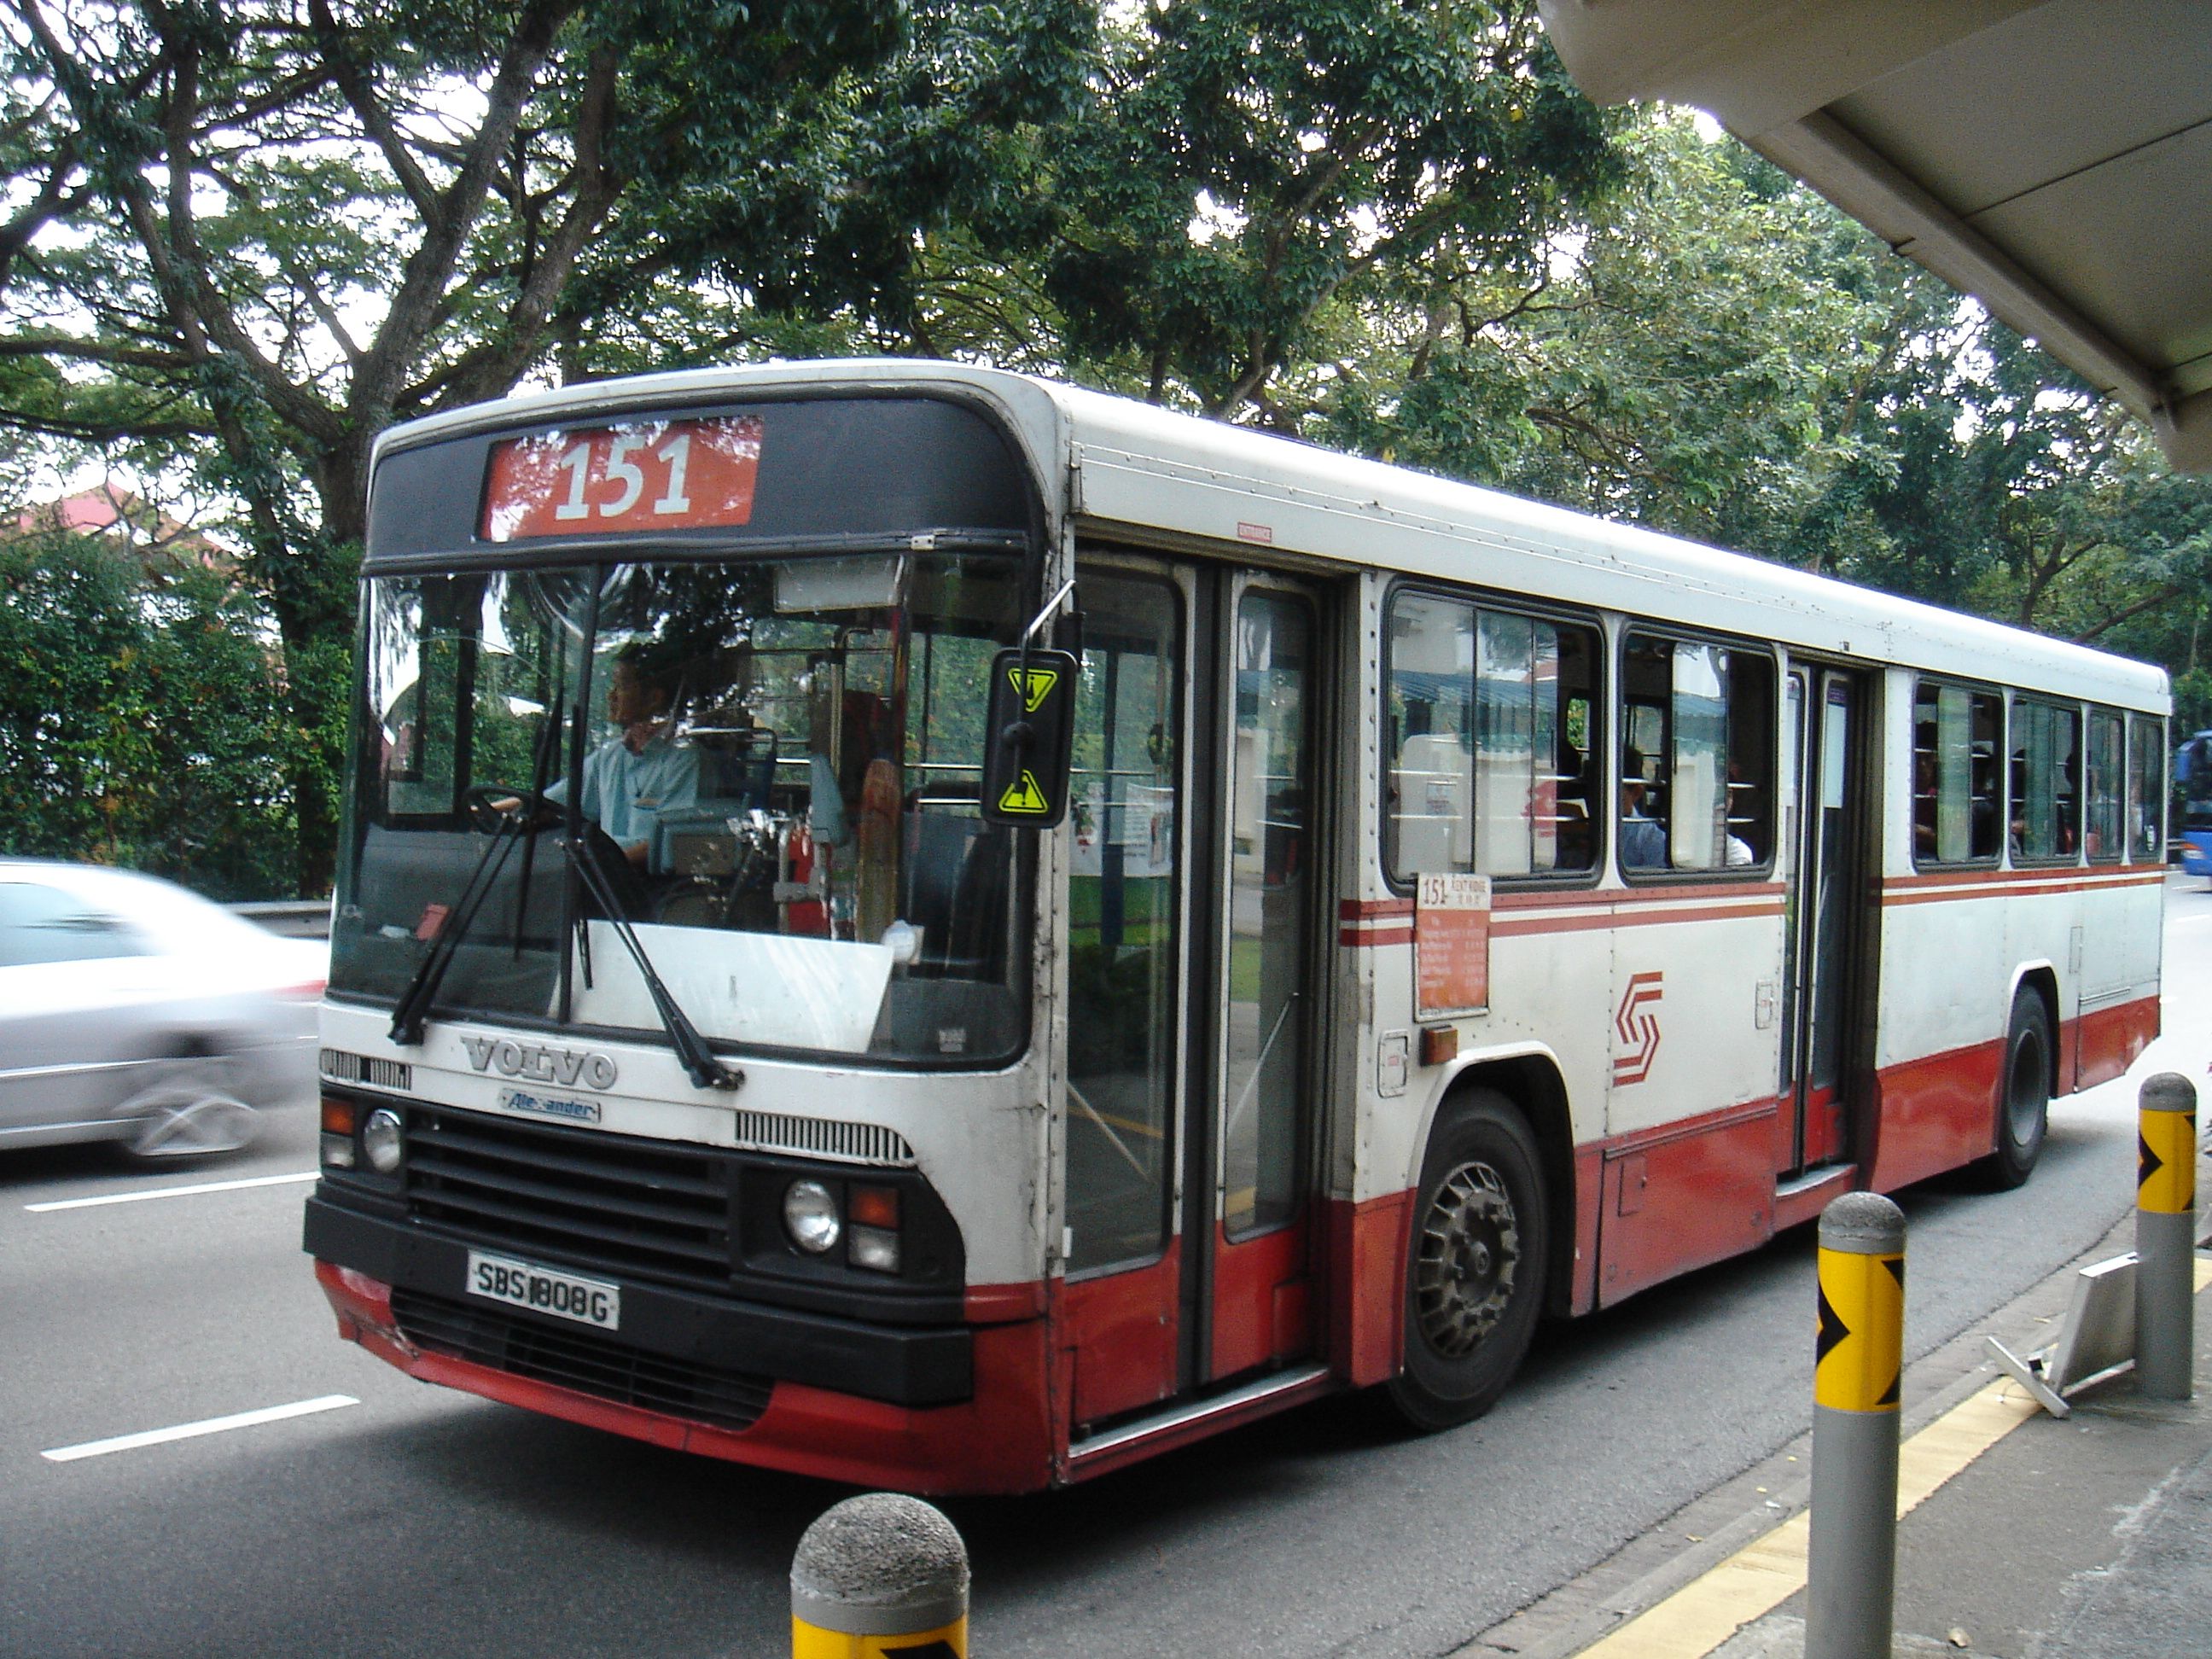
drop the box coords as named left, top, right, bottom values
left=41, top=1395, right=359, bottom=1463
left=25, top=1171, right=319, bottom=1213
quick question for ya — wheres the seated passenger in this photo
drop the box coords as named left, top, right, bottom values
left=1619, top=746, right=1668, bottom=869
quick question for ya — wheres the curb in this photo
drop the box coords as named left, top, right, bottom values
left=1455, top=1207, right=2151, bottom=1659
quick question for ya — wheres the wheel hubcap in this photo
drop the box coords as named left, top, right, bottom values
left=1415, top=1160, right=1520, bottom=1359
left=125, top=1065, right=258, bottom=1156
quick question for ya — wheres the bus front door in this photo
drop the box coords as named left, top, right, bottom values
left=1059, top=562, right=1323, bottom=1441
left=1196, top=577, right=1320, bottom=1386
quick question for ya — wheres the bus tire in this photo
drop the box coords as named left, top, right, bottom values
left=1978, top=987, right=2052, bottom=1190
left=1382, top=1089, right=1549, bottom=1431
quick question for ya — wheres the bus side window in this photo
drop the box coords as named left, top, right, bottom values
left=2128, top=713, right=2165, bottom=859
left=2085, top=709, right=2123, bottom=862
left=1618, top=633, right=1773, bottom=873
left=1913, top=682, right=2003, bottom=864
left=2011, top=698, right=2082, bottom=862
left=1386, top=593, right=1600, bottom=880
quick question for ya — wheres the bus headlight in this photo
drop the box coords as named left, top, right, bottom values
left=783, top=1179, right=841, bottom=1254
left=362, top=1108, right=405, bottom=1175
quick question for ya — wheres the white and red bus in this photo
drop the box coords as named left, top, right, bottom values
left=308, top=360, right=2166, bottom=1493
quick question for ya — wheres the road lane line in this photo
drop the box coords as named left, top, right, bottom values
left=26, top=1171, right=319, bottom=1212
left=1573, top=1259, right=2212, bottom=1658
left=40, top=1395, right=359, bottom=1463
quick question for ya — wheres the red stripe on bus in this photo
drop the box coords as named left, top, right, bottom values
left=1338, top=897, right=1415, bottom=919
left=1883, top=876, right=2163, bottom=905
left=1493, top=901, right=1784, bottom=936
left=965, top=1280, right=1048, bottom=1322
left=1339, top=925, right=1416, bottom=946
left=1497, top=879, right=1784, bottom=907
left=2077, top=993, right=2160, bottom=1092
left=1882, top=866, right=2166, bottom=891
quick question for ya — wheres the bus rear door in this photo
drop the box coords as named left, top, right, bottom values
left=1780, top=667, right=1876, bottom=1175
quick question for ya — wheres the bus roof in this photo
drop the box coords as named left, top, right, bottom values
left=373, top=358, right=2169, bottom=713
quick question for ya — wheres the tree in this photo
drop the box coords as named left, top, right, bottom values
left=0, top=521, right=297, bottom=898
left=1311, top=116, right=1951, bottom=562
left=1031, top=0, right=1626, bottom=422
left=0, top=0, right=923, bottom=891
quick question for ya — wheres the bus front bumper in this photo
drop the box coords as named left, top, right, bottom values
left=303, top=1194, right=972, bottom=1407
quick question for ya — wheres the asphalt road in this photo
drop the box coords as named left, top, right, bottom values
left=5, top=876, right=2209, bottom=1659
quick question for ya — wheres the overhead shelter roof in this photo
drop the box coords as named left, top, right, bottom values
left=1535, top=0, right=2212, bottom=471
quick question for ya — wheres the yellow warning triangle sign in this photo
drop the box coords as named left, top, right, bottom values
left=998, top=770, right=1051, bottom=814
left=1007, top=665, right=1058, bottom=713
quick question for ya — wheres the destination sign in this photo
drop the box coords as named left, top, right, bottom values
left=480, top=415, right=764, bottom=541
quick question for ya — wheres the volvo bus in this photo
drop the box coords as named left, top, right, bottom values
left=306, top=360, right=2168, bottom=1493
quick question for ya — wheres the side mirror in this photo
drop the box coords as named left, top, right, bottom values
left=980, top=648, right=1078, bottom=828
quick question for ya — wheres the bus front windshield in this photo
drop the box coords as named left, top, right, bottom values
left=330, top=552, right=1028, bottom=1064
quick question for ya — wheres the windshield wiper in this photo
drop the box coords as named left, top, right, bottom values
left=388, top=813, right=527, bottom=1045
left=565, top=832, right=745, bottom=1093
left=509, top=670, right=570, bottom=958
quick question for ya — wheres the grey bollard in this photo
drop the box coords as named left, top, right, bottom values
left=1806, top=1192, right=1906, bottom=1659
left=2135, top=1072, right=2197, bottom=1400
left=792, top=1492, right=969, bottom=1658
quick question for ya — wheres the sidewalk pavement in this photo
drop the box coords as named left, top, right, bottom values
left=1460, top=1209, right=2212, bottom=1659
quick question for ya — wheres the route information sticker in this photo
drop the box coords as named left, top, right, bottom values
left=1415, top=871, right=1491, bottom=1018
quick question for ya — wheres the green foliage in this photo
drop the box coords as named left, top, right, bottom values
left=0, top=529, right=298, bottom=899
left=6, top=3, right=2209, bottom=892
left=0, top=0, right=923, bottom=888
left=1027, top=0, right=1626, bottom=416
left=1307, top=113, right=2212, bottom=690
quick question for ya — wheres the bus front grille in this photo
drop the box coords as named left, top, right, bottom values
left=403, top=1107, right=733, bottom=1291
left=390, top=1288, right=774, bottom=1432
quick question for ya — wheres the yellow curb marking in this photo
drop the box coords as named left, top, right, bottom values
left=1575, top=1383, right=2034, bottom=1658
left=1576, top=1257, right=2212, bottom=1659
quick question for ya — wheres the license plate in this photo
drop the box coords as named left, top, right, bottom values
left=464, top=1250, right=620, bottom=1330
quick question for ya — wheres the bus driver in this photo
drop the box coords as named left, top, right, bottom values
left=541, top=643, right=701, bottom=867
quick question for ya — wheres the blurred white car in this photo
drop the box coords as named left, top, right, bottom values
left=0, top=860, right=326, bottom=1159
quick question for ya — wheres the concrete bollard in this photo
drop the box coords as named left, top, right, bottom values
left=2135, top=1072, right=2197, bottom=1401
left=792, top=1493, right=969, bottom=1658
left=1806, top=1192, right=1906, bottom=1659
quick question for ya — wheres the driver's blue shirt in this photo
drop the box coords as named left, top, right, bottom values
left=545, top=726, right=700, bottom=857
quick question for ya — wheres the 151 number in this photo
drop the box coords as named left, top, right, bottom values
left=554, top=432, right=692, bottom=521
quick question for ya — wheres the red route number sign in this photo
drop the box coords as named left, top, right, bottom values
left=1415, top=871, right=1491, bottom=1018
left=480, top=416, right=763, bottom=542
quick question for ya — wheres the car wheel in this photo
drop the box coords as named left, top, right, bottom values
left=119, top=1057, right=262, bottom=1161
left=1382, top=1089, right=1549, bottom=1431
left=1977, top=987, right=2051, bottom=1190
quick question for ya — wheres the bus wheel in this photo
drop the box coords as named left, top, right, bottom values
left=1979, top=987, right=2052, bottom=1190
left=1383, top=1090, right=1549, bottom=1431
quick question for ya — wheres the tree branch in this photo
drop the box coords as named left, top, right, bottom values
left=439, top=41, right=624, bottom=407
left=351, top=0, right=581, bottom=423
left=306, top=0, right=441, bottom=223
left=2074, top=582, right=2186, bottom=644
left=0, top=335, right=195, bottom=370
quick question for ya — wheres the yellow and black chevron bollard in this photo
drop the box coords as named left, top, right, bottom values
left=792, top=1493, right=969, bottom=1659
left=1806, top=1190, right=1906, bottom=1659
left=2136, top=1071, right=2197, bottom=1401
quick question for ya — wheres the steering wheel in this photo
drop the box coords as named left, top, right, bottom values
left=464, top=785, right=558, bottom=835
